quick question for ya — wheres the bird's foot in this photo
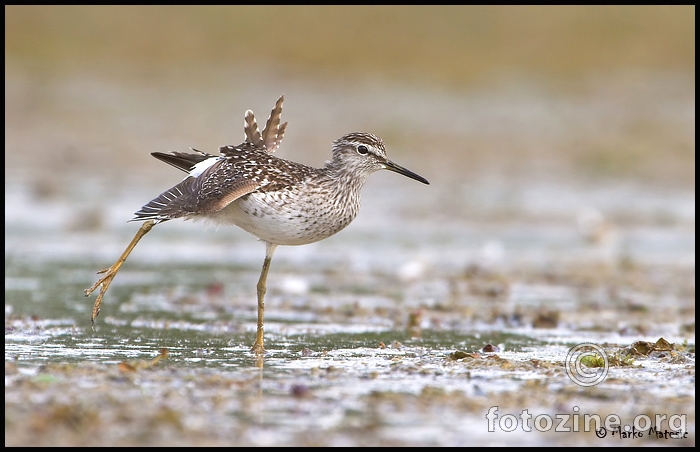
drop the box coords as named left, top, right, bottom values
left=84, top=263, right=122, bottom=326
left=250, top=339, right=265, bottom=355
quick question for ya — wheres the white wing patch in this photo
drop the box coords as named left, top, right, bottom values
left=189, top=156, right=221, bottom=178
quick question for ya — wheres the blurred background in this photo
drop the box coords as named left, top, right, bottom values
left=6, top=5, right=695, bottom=253
left=6, top=5, right=694, bottom=185
left=5, top=4, right=695, bottom=273
left=5, top=6, right=695, bottom=447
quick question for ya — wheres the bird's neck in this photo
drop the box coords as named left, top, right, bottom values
left=322, top=158, right=370, bottom=193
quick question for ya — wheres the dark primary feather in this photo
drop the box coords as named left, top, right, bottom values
left=150, top=148, right=213, bottom=173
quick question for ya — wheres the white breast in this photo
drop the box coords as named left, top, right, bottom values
left=205, top=184, right=360, bottom=246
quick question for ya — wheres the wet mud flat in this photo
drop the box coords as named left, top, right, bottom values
left=5, top=249, right=695, bottom=446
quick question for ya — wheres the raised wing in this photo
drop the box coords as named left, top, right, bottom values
left=135, top=95, right=291, bottom=223
left=133, top=145, right=267, bottom=222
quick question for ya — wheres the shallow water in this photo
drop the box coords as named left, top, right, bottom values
left=5, top=67, right=695, bottom=445
left=6, top=192, right=695, bottom=445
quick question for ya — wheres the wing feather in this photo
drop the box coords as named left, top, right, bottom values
left=132, top=157, right=260, bottom=222
left=261, top=95, right=288, bottom=153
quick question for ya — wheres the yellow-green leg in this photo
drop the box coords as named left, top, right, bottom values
left=251, top=242, right=277, bottom=354
left=84, top=220, right=156, bottom=325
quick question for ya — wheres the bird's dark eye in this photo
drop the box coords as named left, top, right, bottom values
left=357, top=145, right=369, bottom=155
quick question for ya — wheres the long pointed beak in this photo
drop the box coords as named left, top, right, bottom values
left=385, top=160, right=430, bottom=185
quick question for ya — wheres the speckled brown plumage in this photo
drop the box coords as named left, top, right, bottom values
left=132, top=127, right=428, bottom=248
